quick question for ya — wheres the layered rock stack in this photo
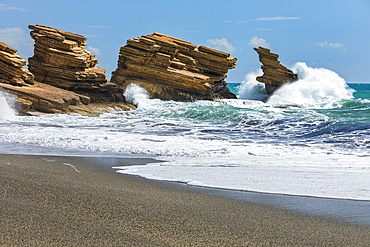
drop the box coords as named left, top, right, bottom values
left=111, top=32, right=237, bottom=101
left=0, top=41, right=133, bottom=115
left=0, top=42, right=35, bottom=87
left=0, top=41, right=82, bottom=114
left=254, top=46, right=298, bottom=95
left=28, top=25, right=123, bottom=102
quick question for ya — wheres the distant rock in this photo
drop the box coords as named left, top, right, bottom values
left=111, top=32, right=237, bottom=101
left=254, top=47, right=298, bottom=96
left=0, top=41, right=134, bottom=115
left=28, top=25, right=124, bottom=103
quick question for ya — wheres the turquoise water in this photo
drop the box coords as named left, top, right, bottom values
left=224, top=81, right=370, bottom=150
left=227, top=83, right=242, bottom=96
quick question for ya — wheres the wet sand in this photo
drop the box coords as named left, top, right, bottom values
left=1, top=154, right=369, bottom=246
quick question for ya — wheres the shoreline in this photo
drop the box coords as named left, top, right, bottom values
left=2, top=153, right=370, bottom=226
left=119, top=171, right=370, bottom=227
left=1, top=153, right=370, bottom=246
left=37, top=153, right=370, bottom=227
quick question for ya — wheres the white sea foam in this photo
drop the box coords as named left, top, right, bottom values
left=238, top=63, right=354, bottom=109
left=63, top=163, right=81, bottom=172
left=123, top=83, right=150, bottom=107
left=0, top=92, right=15, bottom=121
left=267, top=62, right=354, bottom=108
left=238, top=68, right=267, bottom=101
left=114, top=146, right=370, bottom=200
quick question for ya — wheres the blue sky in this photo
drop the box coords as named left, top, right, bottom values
left=1, top=0, right=370, bottom=82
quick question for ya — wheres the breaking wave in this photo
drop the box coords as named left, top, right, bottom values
left=268, top=62, right=354, bottom=108
left=0, top=92, right=15, bottom=121
left=123, top=83, right=150, bottom=107
left=237, top=68, right=266, bottom=101
left=238, top=62, right=354, bottom=108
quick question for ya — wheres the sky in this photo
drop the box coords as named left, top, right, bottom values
left=1, top=0, right=370, bottom=83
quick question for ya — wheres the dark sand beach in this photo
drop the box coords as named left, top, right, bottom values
left=1, top=154, right=370, bottom=246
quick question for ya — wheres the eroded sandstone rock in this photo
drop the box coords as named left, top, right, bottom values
left=111, top=32, right=237, bottom=101
left=254, top=46, right=298, bottom=96
left=28, top=25, right=124, bottom=103
left=0, top=41, right=35, bottom=87
left=1, top=80, right=135, bottom=115
left=0, top=41, right=134, bottom=115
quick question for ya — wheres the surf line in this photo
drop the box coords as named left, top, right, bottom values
left=63, top=163, right=81, bottom=173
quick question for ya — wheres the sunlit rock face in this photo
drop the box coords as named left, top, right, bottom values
left=28, top=25, right=124, bottom=103
left=0, top=41, right=35, bottom=87
left=0, top=38, right=133, bottom=115
left=111, top=32, right=237, bottom=101
left=254, top=46, right=298, bottom=96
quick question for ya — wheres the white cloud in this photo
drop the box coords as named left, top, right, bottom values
left=0, top=27, right=32, bottom=48
left=87, top=46, right=101, bottom=56
left=0, top=27, right=33, bottom=60
left=315, top=41, right=346, bottom=51
left=248, top=36, right=271, bottom=48
left=206, top=38, right=237, bottom=53
left=258, top=28, right=272, bottom=31
left=0, top=3, right=28, bottom=12
left=254, top=16, right=299, bottom=21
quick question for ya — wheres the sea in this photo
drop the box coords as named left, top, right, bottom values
left=1, top=62, right=370, bottom=201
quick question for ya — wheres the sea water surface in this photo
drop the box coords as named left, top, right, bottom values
left=1, top=62, right=370, bottom=200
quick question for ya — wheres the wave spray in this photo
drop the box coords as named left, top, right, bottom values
left=237, top=69, right=267, bottom=101
left=238, top=63, right=354, bottom=108
left=123, top=83, right=150, bottom=107
left=267, top=62, right=354, bottom=108
left=0, top=92, right=15, bottom=121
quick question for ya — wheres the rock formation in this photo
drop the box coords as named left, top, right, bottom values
left=2, top=28, right=240, bottom=115
left=0, top=42, right=35, bottom=87
left=111, top=32, right=237, bottom=101
left=254, top=46, right=298, bottom=96
left=28, top=25, right=124, bottom=103
left=0, top=41, right=134, bottom=115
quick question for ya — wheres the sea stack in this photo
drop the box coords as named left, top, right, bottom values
left=28, top=25, right=123, bottom=103
left=254, top=46, right=298, bottom=96
left=111, top=32, right=237, bottom=101
left=0, top=40, right=134, bottom=115
left=0, top=41, right=88, bottom=114
left=0, top=41, right=35, bottom=87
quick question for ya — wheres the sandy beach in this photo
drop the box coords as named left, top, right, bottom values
left=1, top=153, right=369, bottom=246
